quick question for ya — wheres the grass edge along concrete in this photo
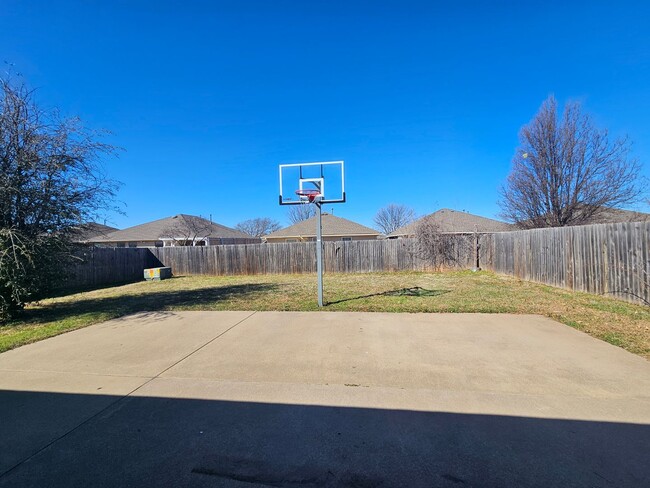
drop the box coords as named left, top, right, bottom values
left=0, top=271, right=648, bottom=359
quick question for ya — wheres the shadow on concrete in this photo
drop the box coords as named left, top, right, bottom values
left=327, top=286, right=451, bottom=306
left=17, top=283, right=278, bottom=325
left=1, top=390, right=648, bottom=487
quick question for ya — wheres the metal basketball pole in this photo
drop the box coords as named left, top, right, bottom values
left=316, top=201, right=323, bottom=307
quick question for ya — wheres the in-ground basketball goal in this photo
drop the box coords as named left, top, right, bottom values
left=279, top=161, right=345, bottom=307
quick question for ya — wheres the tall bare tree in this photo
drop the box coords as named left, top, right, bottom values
left=499, top=96, right=643, bottom=228
left=0, top=77, right=119, bottom=320
left=236, top=217, right=281, bottom=237
left=374, top=204, right=416, bottom=234
left=286, top=204, right=317, bottom=225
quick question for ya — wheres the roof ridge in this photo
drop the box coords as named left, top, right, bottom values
left=86, top=213, right=251, bottom=242
left=265, top=213, right=379, bottom=238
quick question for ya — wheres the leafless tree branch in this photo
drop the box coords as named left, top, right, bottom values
left=412, top=216, right=467, bottom=270
left=286, top=204, right=317, bottom=225
left=160, top=215, right=213, bottom=246
left=373, top=204, right=416, bottom=234
left=0, top=77, right=120, bottom=319
left=499, top=96, right=644, bottom=228
left=236, top=217, right=281, bottom=237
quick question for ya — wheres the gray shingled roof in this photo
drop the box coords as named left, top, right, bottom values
left=580, top=207, right=650, bottom=224
left=515, top=206, right=650, bottom=228
left=71, top=222, right=119, bottom=242
left=265, top=214, right=380, bottom=239
left=388, top=208, right=512, bottom=236
left=88, top=214, right=250, bottom=242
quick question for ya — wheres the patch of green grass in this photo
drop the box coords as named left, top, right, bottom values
left=1, top=271, right=649, bottom=359
left=600, top=332, right=627, bottom=348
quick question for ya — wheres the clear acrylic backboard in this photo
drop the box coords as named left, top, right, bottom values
left=278, top=161, right=345, bottom=205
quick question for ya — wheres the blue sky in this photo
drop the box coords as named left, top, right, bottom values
left=2, top=0, right=649, bottom=230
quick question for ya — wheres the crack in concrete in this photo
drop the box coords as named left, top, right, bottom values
left=0, top=311, right=257, bottom=480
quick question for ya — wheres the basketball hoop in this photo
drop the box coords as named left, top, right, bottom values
left=295, top=189, right=321, bottom=203
left=279, top=160, right=345, bottom=308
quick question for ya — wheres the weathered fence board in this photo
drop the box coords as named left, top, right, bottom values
left=480, top=222, right=650, bottom=305
left=62, top=247, right=163, bottom=289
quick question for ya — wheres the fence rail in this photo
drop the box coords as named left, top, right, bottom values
left=63, top=222, right=650, bottom=306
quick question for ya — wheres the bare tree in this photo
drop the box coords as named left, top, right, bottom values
left=286, top=204, right=317, bottom=225
left=160, top=215, right=213, bottom=246
left=412, top=216, right=466, bottom=270
left=0, top=77, right=119, bottom=320
left=499, top=96, right=643, bottom=228
left=374, top=204, right=416, bottom=234
left=235, top=217, right=281, bottom=237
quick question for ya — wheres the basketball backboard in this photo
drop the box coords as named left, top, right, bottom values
left=278, top=160, right=345, bottom=205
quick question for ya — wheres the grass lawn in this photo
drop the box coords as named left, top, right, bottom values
left=1, top=270, right=649, bottom=359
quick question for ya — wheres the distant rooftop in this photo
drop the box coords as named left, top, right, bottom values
left=265, top=214, right=380, bottom=239
left=515, top=206, right=650, bottom=229
left=88, top=214, right=250, bottom=242
left=388, top=208, right=513, bottom=237
left=581, top=207, right=650, bottom=225
left=71, top=222, right=119, bottom=242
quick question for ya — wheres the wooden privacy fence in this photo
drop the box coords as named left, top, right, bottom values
left=62, top=237, right=476, bottom=289
left=63, top=222, right=650, bottom=306
left=148, top=237, right=476, bottom=276
left=61, top=247, right=163, bottom=289
left=480, top=222, right=650, bottom=305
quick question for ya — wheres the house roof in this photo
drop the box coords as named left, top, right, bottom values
left=88, top=214, right=250, bottom=242
left=71, top=222, right=119, bottom=242
left=265, top=213, right=380, bottom=239
left=515, top=206, right=650, bottom=228
left=388, top=208, right=513, bottom=236
left=581, top=207, right=650, bottom=224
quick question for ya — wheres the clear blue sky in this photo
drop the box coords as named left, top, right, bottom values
left=2, top=0, right=649, bottom=229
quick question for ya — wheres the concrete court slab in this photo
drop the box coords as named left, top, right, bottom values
left=0, top=371, right=148, bottom=474
left=2, top=380, right=649, bottom=487
left=0, top=311, right=254, bottom=376
left=163, top=312, right=650, bottom=399
left=1, top=311, right=649, bottom=487
left=0, top=311, right=252, bottom=475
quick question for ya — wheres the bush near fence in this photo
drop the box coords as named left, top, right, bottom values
left=62, top=222, right=650, bottom=306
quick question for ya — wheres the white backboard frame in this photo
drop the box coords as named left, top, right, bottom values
left=279, top=160, right=345, bottom=205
